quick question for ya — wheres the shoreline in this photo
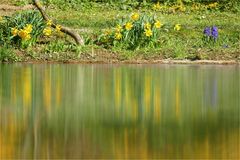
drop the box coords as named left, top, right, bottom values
left=1, top=60, right=239, bottom=65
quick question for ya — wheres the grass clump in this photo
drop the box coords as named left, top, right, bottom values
left=0, top=46, right=19, bottom=62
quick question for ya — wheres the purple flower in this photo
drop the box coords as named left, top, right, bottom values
left=203, top=27, right=211, bottom=36
left=211, top=26, right=218, bottom=40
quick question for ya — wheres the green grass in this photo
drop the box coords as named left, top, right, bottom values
left=47, top=6, right=240, bottom=60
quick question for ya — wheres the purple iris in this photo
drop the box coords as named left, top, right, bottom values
left=211, top=26, right=218, bottom=40
left=203, top=27, right=211, bottom=37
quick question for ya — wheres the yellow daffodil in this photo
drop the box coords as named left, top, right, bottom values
left=179, top=5, right=186, bottom=12
left=174, top=24, right=181, bottom=31
left=153, top=2, right=161, bottom=11
left=18, top=29, right=31, bottom=40
left=115, top=24, right=122, bottom=32
left=191, top=4, right=200, bottom=10
left=125, top=22, right=133, bottom=31
left=115, top=32, right=122, bottom=40
left=47, top=20, right=52, bottom=26
left=144, top=22, right=151, bottom=30
left=131, top=12, right=140, bottom=21
left=43, top=27, right=52, bottom=36
left=56, top=25, right=61, bottom=32
left=154, top=20, right=162, bottom=29
left=0, top=16, right=3, bottom=21
left=208, top=2, right=218, bottom=8
left=11, top=27, right=19, bottom=36
left=26, top=34, right=31, bottom=40
left=24, top=24, right=33, bottom=34
left=56, top=25, right=64, bottom=36
left=144, top=29, right=153, bottom=37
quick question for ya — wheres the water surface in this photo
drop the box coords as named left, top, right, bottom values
left=0, top=64, right=239, bottom=159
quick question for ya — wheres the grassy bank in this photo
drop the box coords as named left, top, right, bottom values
left=0, top=1, right=240, bottom=63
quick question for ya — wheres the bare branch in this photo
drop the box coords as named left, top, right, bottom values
left=33, top=0, right=84, bottom=45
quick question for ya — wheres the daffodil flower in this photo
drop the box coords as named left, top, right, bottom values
left=47, top=20, right=52, bottom=26
left=18, top=29, right=31, bottom=40
left=154, top=20, right=162, bottom=29
left=179, top=5, right=186, bottom=12
left=25, top=34, right=31, bottom=40
left=115, top=24, right=122, bottom=32
left=174, top=24, right=181, bottom=31
left=144, top=29, right=153, bottom=37
left=11, top=27, right=19, bottom=36
left=144, top=22, right=151, bottom=30
left=43, top=27, right=52, bottom=36
left=208, top=2, right=218, bottom=8
left=131, top=13, right=140, bottom=21
left=115, top=32, right=122, bottom=40
left=56, top=25, right=62, bottom=32
left=153, top=2, right=161, bottom=11
left=24, top=24, right=33, bottom=34
left=125, top=22, right=133, bottom=31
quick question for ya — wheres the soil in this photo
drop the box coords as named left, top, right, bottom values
left=18, top=59, right=240, bottom=65
left=0, top=4, right=34, bottom=16
left=22, top=54, right=240, bottom=65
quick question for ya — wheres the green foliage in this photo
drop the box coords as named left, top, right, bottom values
left=0, top=11, right=45, bottom=48
left=0, top=46, right=19, bottom=62
left=97, top=13, right=163, bottom=50
left=13, top=0, right=31, bottom=6
left=44, top=40, right=80, bottom=54
left=44, top=40, right=68, bottom=53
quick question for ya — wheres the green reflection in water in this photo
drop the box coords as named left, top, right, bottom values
left=0, top=64, right=239, bottom=159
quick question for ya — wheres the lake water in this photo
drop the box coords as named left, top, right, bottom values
left=0, top=64, right=239, bottom=159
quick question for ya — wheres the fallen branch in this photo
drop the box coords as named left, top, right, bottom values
left=33, top=0, right=84, bottom=45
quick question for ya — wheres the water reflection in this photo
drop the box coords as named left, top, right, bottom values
left=0, top=64, right=239, bottom=159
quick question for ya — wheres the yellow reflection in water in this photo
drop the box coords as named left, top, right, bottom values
left=153, top=83, right=161, bottom=122
left=55, top=79, right=62, bottom=107
left=11, top=74, right=17, bottom=106
left=175, top=83, right=180, bottom=118
left=114, top=69, right=121, bottom=116
left=0, top=115, right=18, bottom=159
left=132, top=98, right=138, bottom=121
left=144, top=73, right=151, bottom=118
left=22, top=68, right=32, bottom=108
left=44, top=69, right=52, bottom=114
